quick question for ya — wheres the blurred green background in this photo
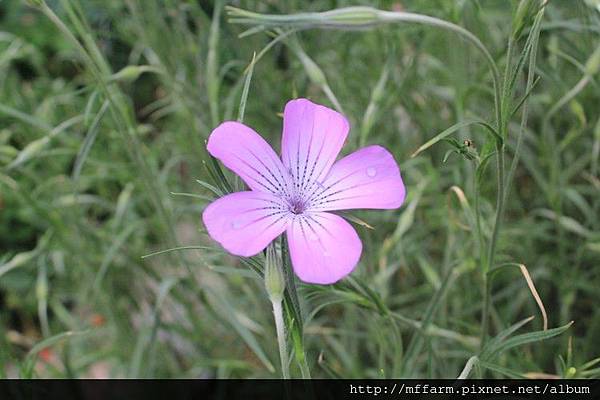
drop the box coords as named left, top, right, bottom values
left=1, top=0, right=599, bottom=378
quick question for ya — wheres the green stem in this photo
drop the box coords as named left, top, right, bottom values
left=479, top=26, right=516, bottom=350
left=207, top=0, right=223, bottom=127
left=280, top=236, right=311, bottom=378
left=271, top=298, right=290, bottom=379
left=227, top=6, right=502, bottom=135
left=481, top=8, right=546, bottom=348
left=297, top=343, right=311, bottom=379
left=486, top=145, right=506, bottom=274
left=480, top=273, right=492, bottom=350
left=473, top=171, right=486, bottom=271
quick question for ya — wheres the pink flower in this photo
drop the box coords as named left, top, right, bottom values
left=203, top=99, right=406, bottom=284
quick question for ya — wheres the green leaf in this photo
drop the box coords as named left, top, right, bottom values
left=109, top=65, right=162, bottom=83
left=536, top=209, right=595, bottom=239
left=480, top=316, right=534, bottom=360
left=28, top=330, right=90, bottom=361
left=411, top=120, right=501, bottom=158
left=73, top=100, right=109, bottom=183
left=141, top=245, right=213, bottom=259
left=0, top=230, right=52, bottom=279
left=237, top=52, right=256, bottom=123
left=7, top=116, right=82, bottom=170
left=196, top=178, right=224, bottom=197
left=481, top=321, right=573, bottom=362
left=478, top=360, right=527, bottom=378
left=340, top=213, right=374, bottom=230
left=21, top=330, right=91, bottom=378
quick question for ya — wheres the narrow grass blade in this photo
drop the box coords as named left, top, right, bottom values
left=481, top=321, right=573, bottom=362
left=0, top=230, right=52, bottom=279
left=72, top=100, right=109, bottom=182
left=237, top=52, right=256, bottom=123
left=141, top=245, right=213, bottom=259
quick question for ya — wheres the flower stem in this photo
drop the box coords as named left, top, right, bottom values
left=292, top=328, right=312, bottom=378
left=480, top=69, right=507, bottom=349
left=271, top=298, right=290, bottom=379
left=480, top=273, right=492, bottom=350
left=227, top=6, right=503, bottom=137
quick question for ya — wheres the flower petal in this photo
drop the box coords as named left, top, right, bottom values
left=286, top=212, right=362, bottom=284
left=308, top=145, right=406, bottom=211
left=207, top=121, right=292, bottom=196
left=203, top=191, right=290, bottom=257
left=281, top=98, right=349, bottom=198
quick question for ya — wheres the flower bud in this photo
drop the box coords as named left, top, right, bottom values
left=226, top=6, right=382, bottom=30
left=264, top=245, right=285, bottom=302
left=8, top=136, right=50, bottom=169
left=36, top=270, right=48, bottom=299
left=512, top=0, right=539, bottom=39
left=110, top=65, right=156, bottom=83
left=321, top=7, right=381, bottom=28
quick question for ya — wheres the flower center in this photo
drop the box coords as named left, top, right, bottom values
left=287, top=196, right=307, bottom=215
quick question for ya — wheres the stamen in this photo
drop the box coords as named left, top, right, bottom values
left=287, top=195, right=308, bottom=215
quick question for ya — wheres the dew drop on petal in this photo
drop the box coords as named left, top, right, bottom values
left=231, top=220, right=243, bottom=230
left=366, top=167, right=377, bottom=177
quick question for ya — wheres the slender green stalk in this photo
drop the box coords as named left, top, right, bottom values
left=480, top=272, right=492, bottom=350
left=481, top=140, right=506, bottom=346
left=479, top=35, right=509, bottom=347
left=481, top=6, right=546, bottom=348
left=457, top=356, right=479, bottom=379
left=207, top=0, right=223, bottom=127
left=227, top=6, right=502, bottom=131
left=280, top=237, right=311, bottom=378
left=472, top=143, right=506, bottom=328
left=484, top=33, right=514, bottom=279
left=272, top=299, right=290, bottom=379
left=265, top=244, right=291, bottom=379
left=296, top=339, right=312, bottom=379
left=473, top=171, right=486, bottom=275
